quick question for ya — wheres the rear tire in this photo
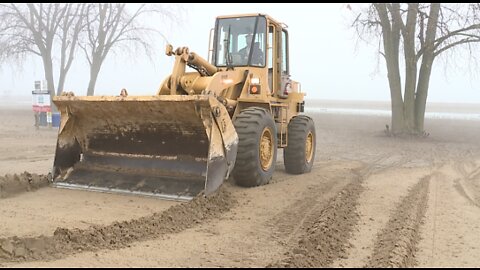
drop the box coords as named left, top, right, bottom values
left=232, top=107, right=277, bottom=187
left=284, top=115, right=316, bottom=174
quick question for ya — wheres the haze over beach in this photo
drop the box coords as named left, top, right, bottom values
left=2, top=95, right=480, bottom=121
left=1, top=3, right=480, bottom=104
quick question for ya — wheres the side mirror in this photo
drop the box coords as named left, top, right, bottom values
left=165, top=44, right=174, bottom=56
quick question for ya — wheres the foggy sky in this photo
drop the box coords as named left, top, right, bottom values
left=1, top=3, right=480, bottom=103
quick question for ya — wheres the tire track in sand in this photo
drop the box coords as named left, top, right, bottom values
left=416, top=160, right=480, bottom=267
left=332, top=157, right=432, bottom=268
left=365, top=175, right=430, bottom=267
left=268, top=155, right=411, bottom=268
left=267, top=162, right=373, bottom=268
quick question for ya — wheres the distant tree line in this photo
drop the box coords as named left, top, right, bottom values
left=0, top=3, right=180, bottom=101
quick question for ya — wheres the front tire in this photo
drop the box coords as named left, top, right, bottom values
left=284, top=115, right=316, bottom=174
left=232, top=107, right=277, bottom=187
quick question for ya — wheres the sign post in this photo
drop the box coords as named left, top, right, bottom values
left=32, top=80, right=51, bottom=128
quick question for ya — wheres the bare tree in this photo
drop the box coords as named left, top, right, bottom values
left=0, top=3, right=86, bottom=102
left=351, top=3, right=480, bottom=135
left=81, top=3, right=178, bottom=96
left=57, top=4, right=87, bottom=97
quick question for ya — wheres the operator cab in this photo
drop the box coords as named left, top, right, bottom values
left=213, top=16, right=266, bottom=67
left=211, top=14, right=291, bottom=98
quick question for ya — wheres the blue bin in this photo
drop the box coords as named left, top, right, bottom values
left=52, top=113, right=61, bottom=127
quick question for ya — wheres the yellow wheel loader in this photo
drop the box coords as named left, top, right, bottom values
left=52, top=14, right=316, bottom=201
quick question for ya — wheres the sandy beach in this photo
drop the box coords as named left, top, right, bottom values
left=1, top=97, right=480, bottom=267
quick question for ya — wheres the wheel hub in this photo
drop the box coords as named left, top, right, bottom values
left=260, top=128, right=274, bottom=171
left=305, top=132, right=314, bottom=163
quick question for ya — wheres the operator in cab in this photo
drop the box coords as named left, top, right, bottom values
left=238, top=33, right=264, bottom=66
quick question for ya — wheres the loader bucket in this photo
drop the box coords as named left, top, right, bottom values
left=51, top=95, right=238, bottom=201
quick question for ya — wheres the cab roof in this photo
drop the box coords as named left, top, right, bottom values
left=215, top=13, right=284, bottom=28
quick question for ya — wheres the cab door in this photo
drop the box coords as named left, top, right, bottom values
left=267, top=23, right=290, bottom=98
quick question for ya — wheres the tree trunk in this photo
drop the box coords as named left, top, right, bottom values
left=414, top=58, right=434, bottom=133
left=57, top=71, right=66, bottom=96
left=87, top=61, right=102, bottom=96
left=387, top=38, right=405, bottom=134
left=390, top=96, right=405, bottom=133
left=42, top=54, right=57, bottom=112
left=375, top=4, right=405, bottom=135
left=414, top=3, right=440, bottom=134
left=402, top=3, right=418, bottom=134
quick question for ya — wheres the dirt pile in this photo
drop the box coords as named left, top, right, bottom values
left=0, top=172, right=49, bottom=199
left=0, top=185, right=236, bottom=263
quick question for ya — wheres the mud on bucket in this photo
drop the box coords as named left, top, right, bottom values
left=52, top=112, right=61, bottom=127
